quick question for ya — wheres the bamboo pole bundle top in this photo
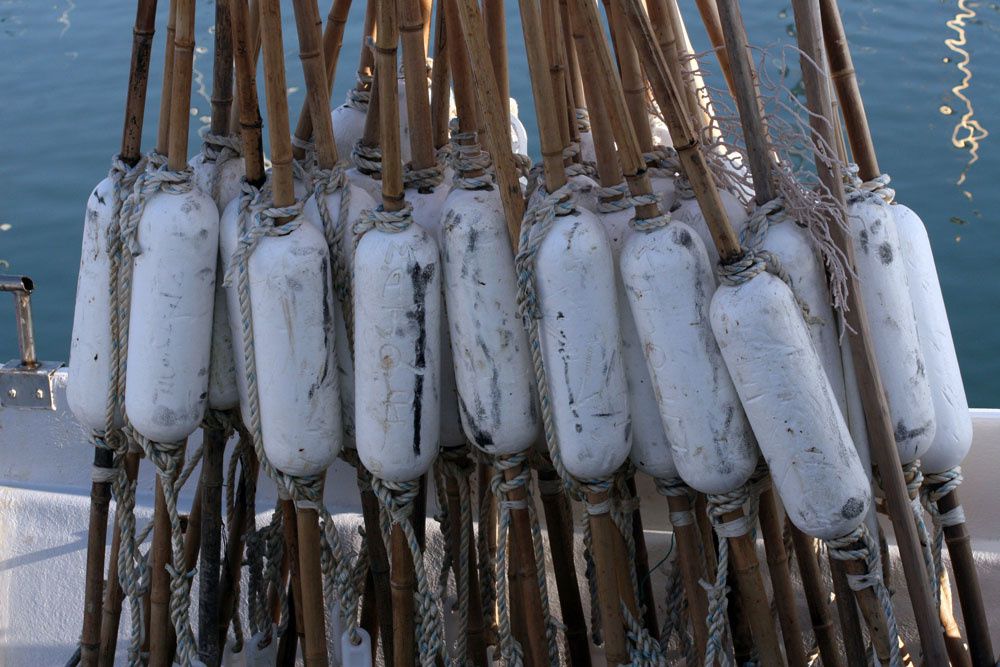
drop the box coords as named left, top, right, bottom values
left=209, top=0, right=234, bottom=140
left=398, top=0, right=436, bottom=171
left=292, top=0, right=340, bottom=168
left=376, top=0, right=404, bottom=210
left=167, top=0, right=197, bottom=171
left=259, top=0, right=296, bottom=210
left=156, top=0, right=179, bottom=158
left=230, top=0, right=266, bottom=185
left=120, top=0, right=158, bottom=165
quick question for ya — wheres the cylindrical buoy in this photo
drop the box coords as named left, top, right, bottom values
left=670, top=188, right=746, bottom=269
left=219, top=196, right=252, bottom=418
left=440, top=187, right=539, bottom=455
left=535, top=208, right=630, bottom=480
left=620, top=221, right=757, bottom=494
left=332, top=102, right=369, bottom=169
left=528, top=174, right=601, bottom=215
left=711, top=270, right=871, bottom=540
left=191, top=152, right=246, bottom=212
left=125, top=184, right=219, bottom=443
left=354, top=222, right=442, bottom=482
left=207, top=271, right=239, bottom=411
left=68, top=176, right=120, bottom=433
left=847, top=194, right=936, bottom=463
left=602, top=208, right=676, bottom=479
left=893, top=203, right=971, bottom=473
left=246, top=217, right=343, bottom=477
left=302, top=181, right=378, bottom=449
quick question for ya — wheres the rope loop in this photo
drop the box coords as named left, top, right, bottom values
left=352, top=140, right=383, bottom=176
left=312, top=163, right=355, bottom=334
left=514, top=183, right=578, bottom=324
left=403, top=161, right=446, bottom=191
left=119, top=165, right=195, bottom=257
left=353, top=201, right=414, bottom=239
left=202, top=131, right=243, bottom=162
left=448, top=120, right=494, bottom=190
left=222, top=185, right=304, bottom=289
left=644, top=145, right=681, bottom=180
left=844, top=163, right=895, bottom=204
left=345, top=73, right=373, bottom=111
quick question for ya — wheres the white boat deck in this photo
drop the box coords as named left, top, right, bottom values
left=1, top=370, right=997, bottom=664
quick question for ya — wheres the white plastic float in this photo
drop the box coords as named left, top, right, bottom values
left=670, top=188, right=746, bottom=269
left=894, top=202, right=972, bottom=473
left=440, top=187, right=539, bottom=455
left=711, top=269, right=871, bottom=540
left=620, top=221, right=757, bottom=494
left=354, top=221, right=442, bottom=482
left=847, top=193, right=936, bottom=463
left=125, top=183, right=219, bottom=444
left=535, top=206, right=630, bottom=480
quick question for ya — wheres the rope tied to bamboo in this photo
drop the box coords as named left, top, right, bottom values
left=352, top=140, right=383, bottom=177
left=434, top=447, right=475, bottom=665
left=655, top=477, right=696, bottom=528
left=448, top=121, right=493, bottom=191
left=346, top=73, right=373, bottom=111
left=921, top=467, right=967, bottom=602
left=371, top=477, right=446, bottom=666
left=404, top=161, right=446, bottom=191
left=644, top=146, right=681, bottom=180
left=311, top=163, right=355, bottom=339
left=352, top=201, right=415, bottom=239
left=119, top=166, right=196, bottom=256
left=826, top=523, right=903, bottom=667
left=225, top=181, right=365, bottom=652
left=844, top=163, right=895, bottom=205
left=202, top=131, right=244, bottom=204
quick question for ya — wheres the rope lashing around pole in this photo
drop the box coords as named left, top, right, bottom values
left=492, top=453, right=562, bottom=667
left=921, top=467, right=966, bottom=599
left=346, top=73, right=374, bottom=111
left=899, top=461, right=942, bottom=606
left=352, top=139, right=383, bottom=177
left=701, top=487, right=755, bottom=667
left=371, top=477, right=446, bottom=667
left=202, top=131, right=244, bottom=203
left=844, top=163, right=896, bottom=205
left=654, top=477, right=697, bottom=659
left=223, top=181, right=365, bottom=655
left=474, top=450, right=498, bottom=642
left=826, top=523, right=903, bottom=667
left=404, top=160, right=446, bottom=191
left=448, top=121, right=493, bottom=191
left=291, top=136, right=318, bottom=191
left=643, top=146, right=682, bottom=180
left=435, top=448, right=475, bottom=665
left=525, top=144, right=594, bottom=202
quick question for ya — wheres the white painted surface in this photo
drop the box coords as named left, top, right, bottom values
left=620, top=222, right=757, bottom=494
left=535, top=208, right=630, bottom=480
left=440, top=187, right=539, bottom=455
left=67, top=176, right=119, bottom=434
left=669, top=189, right=746, bottom=270
left=125, top=188, right=219, bottom=444
left=190, top=152, right=246, bottom=214
left=354, top=223, right=441, bottom=482
left=219, top=196, right=252, bottom=423
left=207, top=265, right=239, bottom=411
left=601, top=209, right=677, bottom=480
left=302, top=184, right=378, bottom=450
left=895, top=202, right=973, bottom=473
left=712, top=273, right=870, bottom=540
left=247, top=219, right=343, bottom=477
left=848, top=196, right=936, bottom=463
left=331, top=103, right=367, bottom=170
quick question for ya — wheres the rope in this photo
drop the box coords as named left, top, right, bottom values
left=345, top=73, right=373, bottom=112
left=436, top=448, right=475, bottom=665
left=352, top=140, right=383, bottom=177
left=404, top=161, right=446, bottom=191
left=448, top=121, right=493, bottom=191
left=898, top=461, right=942, bottom=606
left=371, top=478, right=445, bottom=666
left=575, top=108, right=591, bottom=134
left=921, top=466, right=965, bottom=616
left=827, top=523, right=903, bottom=667
left=644, top=146, right=681, bottom=180
left=225, top=180, right=364, bottom=654
left=311, top=163, right=355, bottom=342
left=201, top=131, right=243, bottom=204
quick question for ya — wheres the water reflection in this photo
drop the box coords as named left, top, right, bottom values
left=944, top=0, right=989, bottom=186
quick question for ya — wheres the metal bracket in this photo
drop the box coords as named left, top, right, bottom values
left=0, top=275, right=63, bottom=410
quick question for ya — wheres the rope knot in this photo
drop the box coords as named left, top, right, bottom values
left=403, top=161, right=446, bottom=191
left=352, top=140, right=383, bottom=176
left=202, top=131, right=243, bottom=162
left=353, top=202, right=414, bottom=239
left=515, top=183, right=578, bottom=323
left=119, top=165, right=196, bottom=257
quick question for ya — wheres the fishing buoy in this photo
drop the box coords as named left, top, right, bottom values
left=440, top=187, right=539, bottom=454
left=847, top=194, right=935, bottom=463
left=191, top=151, right=246, bottom=212
left=509, top=103, right=530, bottom=157
left=620, top=222, right=757, bottom=493
left=125, top=183, right=219, bottom=443
left=245, top=216, right=343, bottom=476
left=207, top=272, right=239, bottom=411
left=602, top=208, right=676, bottom=479
left=670, top=188, right=746, bottom=268
left=68, top=177, right=120, bottom=433
left=894, top=203, right=971, bottom=473
left=332, top=100, right=369, bottom=167
left=535, top=208, right=630, bottom=480
left=711, top=270, right=870, bottom=539
left=302, top=182, right=377, bottom=449
left=354, top=221, right=442, bottom=482
left=528, top=174, right=600, bottom=215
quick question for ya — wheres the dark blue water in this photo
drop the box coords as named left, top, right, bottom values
left=1, top=0, right=998, bottom=405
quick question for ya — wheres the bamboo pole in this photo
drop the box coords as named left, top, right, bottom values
left=429, top=0, right=451, bottom=151
left=216, top=447, right=257, bottom=649
left=229, top=0, right=263, bottom=135
left=483, top=0, right=509, bottom=106
left=757, top=485, right=808, bottom=667
left=828, top=557, right=868, bottom=665
left=587, top=489, right=628, bottom=664
left=230, top=0, right=266, bottom=187
left=198, top=425, right=227, bottom=666
left=787, top=526, right=845, bottom=667
left=607, top=0, right=654, bottom=155
left=156, top=0, right=179, bottom=157
left=539, top=0, right=572, bottom=155
left=399, top=0, right=437, bottom=172
left=98, top=454, right=140, bottom=666
left=625, top=477, right=659, bottom=641
left=80, top=448, right=113, bottom=667
left=536, top=464, right=592, bottom=666
left=693, top=0, right=736, bottom=97
left=291, top=0, right=354, bottom=162
left=359, top=469, right=394, bottom=664
left=444, top=463, right=488, bottom=664
left=149, top=460, right=180, bottom=666
left=667, top=0, right=715, bottom=131
left=664, top=492, right=709, bottom=663
left=789, top=1, right=948, bottom=665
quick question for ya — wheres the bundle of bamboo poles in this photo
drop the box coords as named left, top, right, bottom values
left=67, top=0, right=996, bottom=665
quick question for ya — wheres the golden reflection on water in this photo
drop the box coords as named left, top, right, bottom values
left=943, top=0, right=989, bottom=186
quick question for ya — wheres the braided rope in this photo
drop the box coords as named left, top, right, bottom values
left=899, top=461, right=941, bottom=606
left=575, top=108, right=591, bottom=134
left=311, top=164, right=355, bottom=341
left=202, top=131, right=243, bottom=204
left=921, top=466, right=965, bottom=602
left=225, top=181, right=364, bottom=654
left=644, top=146, right=681, bottom=180
left=345, top=73, right=373, bottom=112
left=436, top=448, right=475, bottom=664
left=352, top=140, right=383, bottom=177
left=448, top=122, right=494, bottom=191
left=371, top=478, right=446, bottom=666
left=826, top=522, right=903, bottom=666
